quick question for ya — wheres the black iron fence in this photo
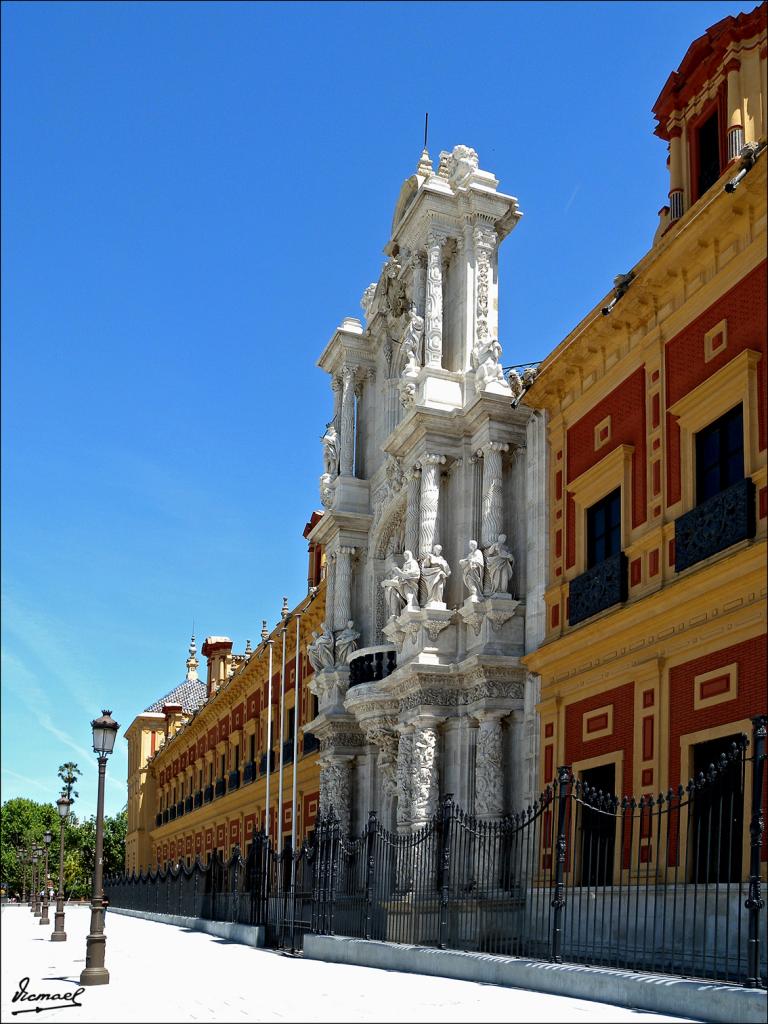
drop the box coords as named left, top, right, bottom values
left=106, top=715, right=767, bottom=985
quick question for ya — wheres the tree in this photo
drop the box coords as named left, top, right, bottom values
left=57, top=762, right=81, bottom=802
left=0, top=798, right=59, bottom=897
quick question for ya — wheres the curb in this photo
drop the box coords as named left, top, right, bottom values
left=303, top=935, right=767, bottom=1023
left=110, top=906, right=264, bottom=947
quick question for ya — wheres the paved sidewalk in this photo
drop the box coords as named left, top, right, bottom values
left=0, top=905, right=698, bottom=1023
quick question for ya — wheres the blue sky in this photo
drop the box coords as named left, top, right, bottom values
left=1, top=0, right=753, bottom=817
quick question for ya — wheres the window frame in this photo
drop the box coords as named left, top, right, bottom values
left=695, top=403, right=744, bottom=504
left=586, top=487, right=622, bottom=568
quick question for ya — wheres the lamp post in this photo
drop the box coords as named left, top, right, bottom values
left=29, top=853, right=36, bottom=912
left=32, top=848, right=42, bottom=917
left=51, top=795, right=71, bottom=941
left=39, top=831, right=52, bottom=925
left=80, top=709, right=119, bottom=987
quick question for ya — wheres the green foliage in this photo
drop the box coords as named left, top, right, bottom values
left=0, top=797, right=127, bottom=900
left=57, top=762, right=81, bottom=802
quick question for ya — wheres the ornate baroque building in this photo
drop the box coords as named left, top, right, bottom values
left=305, top=144, right=547, bottom=835
left=125, top=518, right=326, bottom=872
left=522, top=2, right=767, bottom=877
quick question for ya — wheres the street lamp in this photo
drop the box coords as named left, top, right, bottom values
left=32, top=847, right=42, bottom=917
left=80, top=709, right=119, bottom=987
left=51, top=794, right=71, bottom=941
left=29, top=852, right=38, bottom=914
left=39, top=831, right=52, bottom=925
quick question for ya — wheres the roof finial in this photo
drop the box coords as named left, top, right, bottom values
left=186, top=633, right=199, bottom=682
left=260, top=619, right=269, bottom=644
left=417, top=112, right=432, bottom=177
left=245, top=638, right=252, bottom=656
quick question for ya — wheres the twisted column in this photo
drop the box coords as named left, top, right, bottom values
left=340, top=365, right=357, bottom=476
left=334, top=546, right=355, bottom=631
left=425, top=231, right=446, bottom=368
left=405, top=466, right=421, bottom=555
left=419, top=454, right=445, bottom=557
left=479, top=441, right=508, bottom=548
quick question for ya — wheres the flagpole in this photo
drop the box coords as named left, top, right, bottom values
left=277, top=597, right=289, bottom=871
left=261, top=620, right=272, bottom=844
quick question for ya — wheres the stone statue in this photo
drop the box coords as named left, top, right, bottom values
left=472, top=337, right=506, bottom=393
left=484, top=533, right=515, bottom=596
left=321, top=422, right=339, bottom=478
left=401, top=305, right=424, bottom=373
left=381, top=550, right=421, bottom=617
left=460, top=540, right=485, bottom=599
left=420, top=544, right=451, bottom=606
left=507, top=369, right=523, bottom=401
left=307, top=622, right=335, bottom=672
left=522, top=365, right=538, bottom=388
left=335, top=620, right=360, bottom=665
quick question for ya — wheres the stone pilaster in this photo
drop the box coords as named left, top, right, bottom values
left=474, top=711, right=506, bottom=818
left=726, top=59, right=744, bottom=161
left=331, top=374, right=342, bottom=426
left=319, top=756, right=352, bottom=834
left=479, top=441, right=508, bottom=548
left=418, top=454, right=445, bottom=557
left=333, top=546, right=355, bottom=632
left=425, top=230, right=446, bottom=368
left=473, top=224, right=497, bottom=347
left=340, top=365, right=357, bottom=477
left=668, top=128, right=683, bottom=221
left=405, top=465, right=421, bottom=555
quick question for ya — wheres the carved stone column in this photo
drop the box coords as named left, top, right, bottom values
left=334, top=546, right=355, bottom=632
left=340, top=365, right=357, bottom=477
left=405, top=465, right=421, bottom=555
left=331, top=374, right=342, bottom=427
left=473, top=224, right=497, bottom=348
left=320, top=756, right=352, bottom=834
left=425, top=230, right=446, bottom=368
left=410, top=717, right=442, bottom=824
left=474, top=711, right=506, bottom=818
left=325, top=550, right=337, bottom=633
left=395, top=728, right=414, bottom=831
left=419, top=454, right=446, bottom=557
left=479, top=441, right=508, bottom=548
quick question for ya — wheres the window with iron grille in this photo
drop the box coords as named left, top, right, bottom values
left=695, top=403, right=744, bottom=504
left=586, top=488, right=621, bottom=568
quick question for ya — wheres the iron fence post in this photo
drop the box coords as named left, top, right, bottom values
left=364, top=810, right=377, bottom=940
left=438, top=794, right=453, bottom=950
left=551, top=765, right=571, bottom=964
left=745, top=715, right=766, bottom=989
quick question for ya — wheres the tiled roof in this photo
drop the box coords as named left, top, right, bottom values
left=144, top=677, right=207, bottom=715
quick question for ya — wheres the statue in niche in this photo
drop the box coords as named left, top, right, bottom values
left=381, top=550, right=421, bottom=617
left=401, top=304, right=424, bottom=374
left=420, top=545, right=451, bottom=606
left=384, top=258, right=408, bottom=321
left=459, top=540, right=485, bottom=599
left=307, top=622, right=335, bottom=672
left=484, top=533, right=515, bottom=597
left=321, top=421, right=340, bottom=478
left=335, top=620, right=360, bottom=666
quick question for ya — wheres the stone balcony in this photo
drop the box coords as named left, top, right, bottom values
left=348, top=645, right=398, bottom=688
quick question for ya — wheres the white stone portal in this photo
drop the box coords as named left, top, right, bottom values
left=307, top=145, right=541, bottom=835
